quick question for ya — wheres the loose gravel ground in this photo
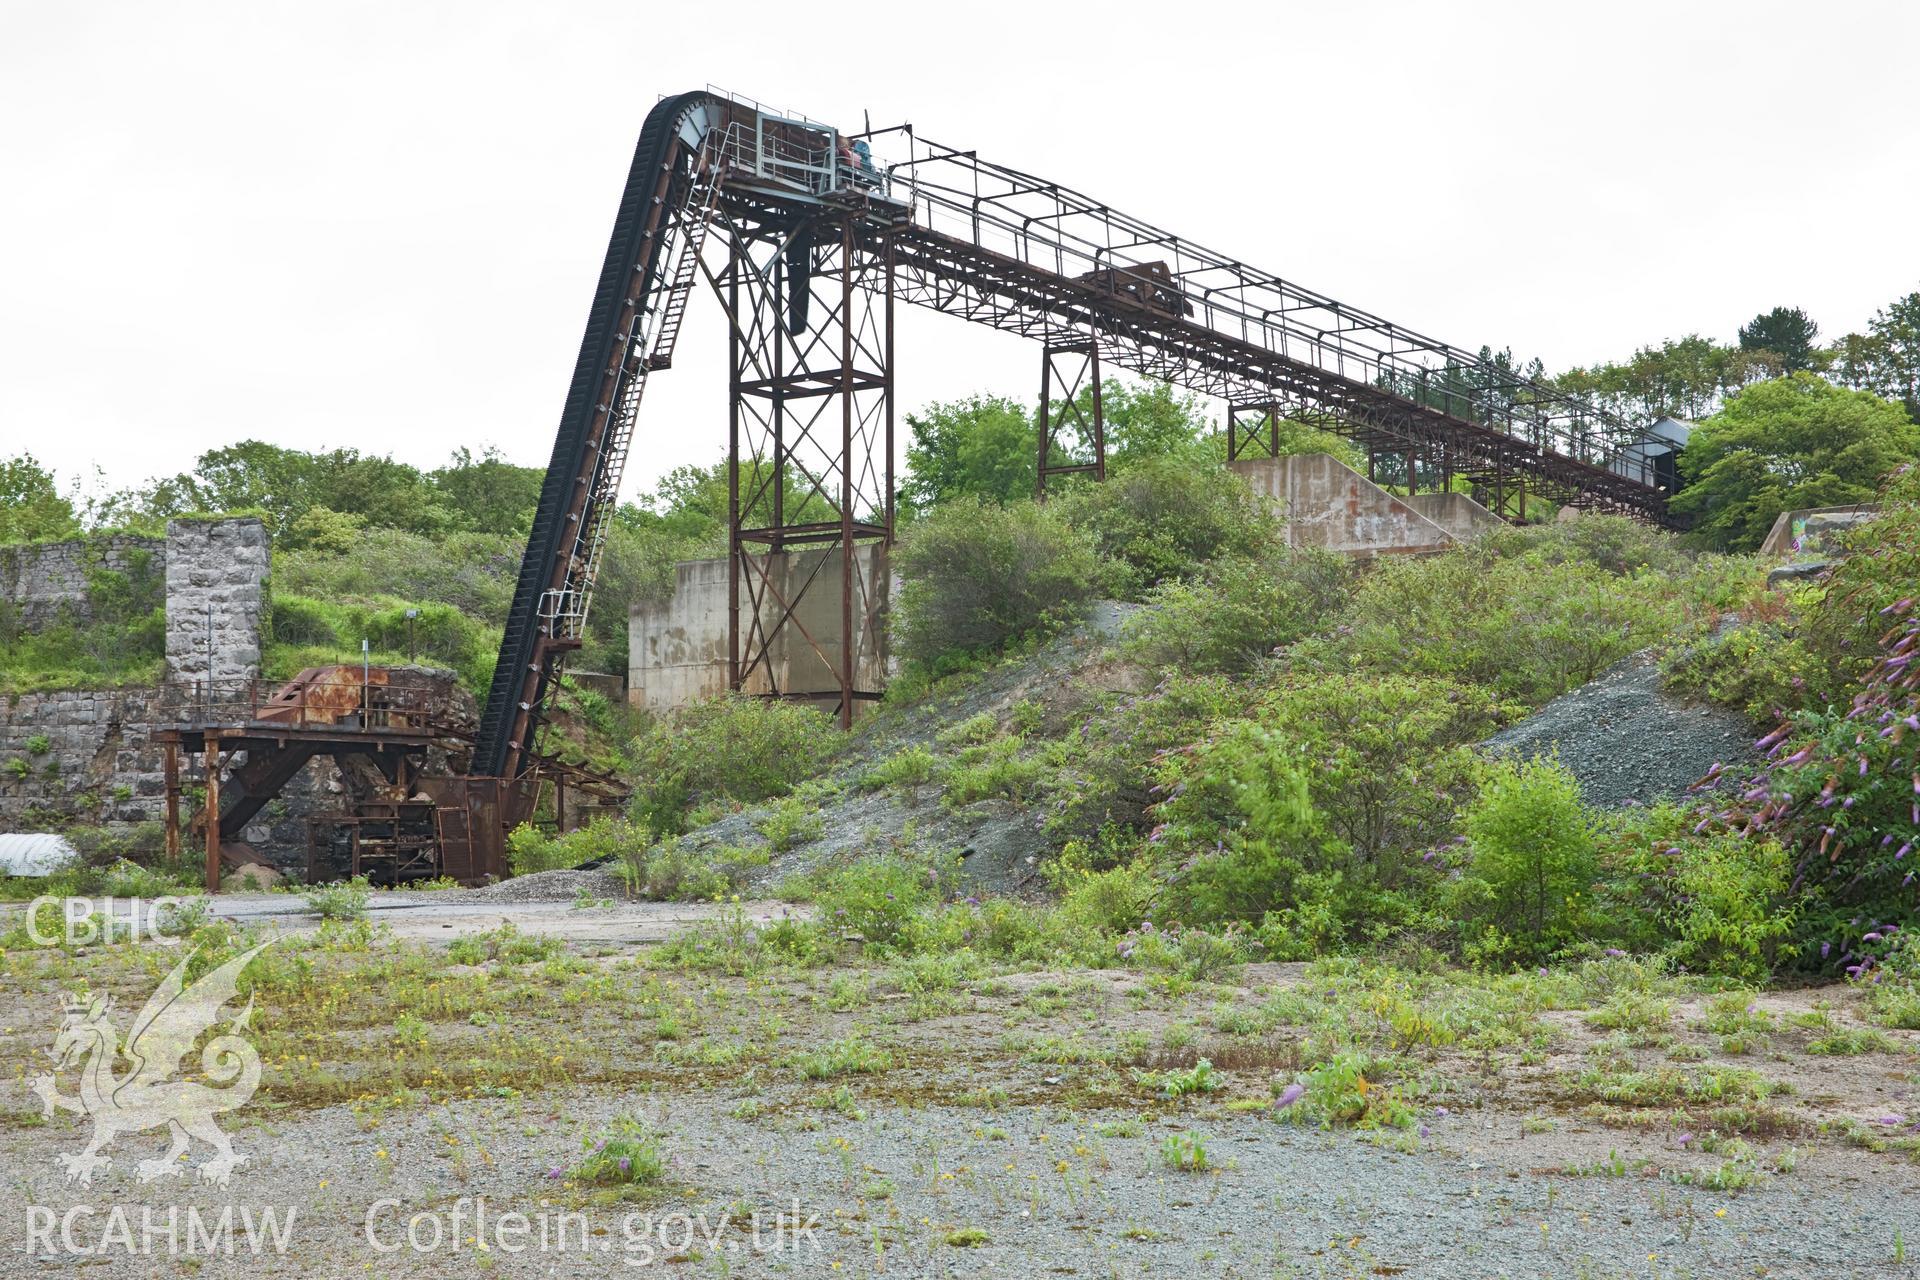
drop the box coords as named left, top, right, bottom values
left=3, top=910, right=1918, bottom=1278
left=1482, top=652, right=1758, bottom=808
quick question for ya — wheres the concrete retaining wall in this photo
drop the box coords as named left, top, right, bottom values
left=1405, top=491, right=1505, bottom=541
left=629, top=544, right=889, bottom=714
left=1231, top=454, right=1456, bottom=556
left=1757, top=504, right=1882, bottom=558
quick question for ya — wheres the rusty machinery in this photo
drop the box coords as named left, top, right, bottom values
left=168, top=87, right=1684, bottom=889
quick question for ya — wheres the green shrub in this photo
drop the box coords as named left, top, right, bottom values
left=1151, top=721, right=1326, bottom=926
left=626, top=694, right=841, bottom=835
left=858, top=744, right=942, bottom=790
left=942, top=735, right=1045, bottom=807
left=1124, top=545, right=1348, bottom=673
left=1295, top=537, right=1694, bottom=706
left=507, top=817, right=647, bottom=878
left=1056, top=456, right=1275, bottom=597
left=893, top=496, right=1109, bottom=667
left=1661, top=621, right=1827, bottom=723
left=756, top=795, right=823, bottom=852
left=267, top=594, right=340, bottom=647
left=809, top=857, right=939, bottom=951
left=1045, top=673, right=1239, bottom=843
left=1599, top=807, right=1795, bottom=981
left=1448, top=756, right=1597, bottom=966
left=615, top=838, right=767, bottom=901
left=1051, top=858, right=1157, bottom=936
left=264, top=592, right=501, bottom=693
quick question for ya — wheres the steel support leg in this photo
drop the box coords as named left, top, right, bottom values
left=1036, top=340, right=1105, bottom=498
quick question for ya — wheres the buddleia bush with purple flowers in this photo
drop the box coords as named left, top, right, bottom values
left=1703, top=467, right=1920, bottom=973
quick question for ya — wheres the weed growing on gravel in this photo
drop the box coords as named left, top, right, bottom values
left=1807, top=1025, right=1901, bottom=1055
left=942, top=735, right=1045, bottom=807
left=757, top=795, right=824, bottom=853
left=568, top=1115, right=666, bottom=1187
left=304, top=877, right=371, bottom=921
left=793, top=1038, right=893, bottom=1079
left=1570, top=1065, right=1779, bottom=1108
left=1699, top=991, right=1775, bottom=1037
left=445, top=922, right=563, bottom=966
left=1586, top=990, right=1674, bottom=1040
left=859, top=745, right=943, bottom=791
left=1159, top=1132, right=1212, bottom=1172
left=1275, top=1053, right=1417, bottom=1130
left=1139, top=1057, right=1225, bottom=1100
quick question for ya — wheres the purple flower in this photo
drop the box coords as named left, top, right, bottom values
left=1434, top=1106, right=1449, bottom=1117
left=1605, top=948, right=1626, bottom=958
left=1275, top=1083, right=1305, bottom=1109
left=1675, top=1132, right=1694, bottom=1146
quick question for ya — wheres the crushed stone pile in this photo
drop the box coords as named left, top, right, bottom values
left=1482, top=652, right=1757, bottom=808
left=463, top=867, right=629, bottom=903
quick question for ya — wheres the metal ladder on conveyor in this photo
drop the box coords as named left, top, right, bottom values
left=473, top=92, right=723, bottom=782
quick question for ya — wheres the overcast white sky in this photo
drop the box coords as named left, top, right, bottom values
left=3, top=0, right=1917, bottom=506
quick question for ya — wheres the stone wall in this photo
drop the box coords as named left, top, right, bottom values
left=164, top=518, right=269, bottom=684
left=0, top=690, right=167, bottom=829
left=1, top=516, right=274, bottom=846
left=0, top=534, right=165, bottom=629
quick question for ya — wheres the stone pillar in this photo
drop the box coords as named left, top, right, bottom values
left=164, top=518, right=269, bottom=685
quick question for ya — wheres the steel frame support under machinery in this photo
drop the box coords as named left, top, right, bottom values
left=162, top=86, right=1681, bottom=888
left=709, top=205, right=894, bottom=728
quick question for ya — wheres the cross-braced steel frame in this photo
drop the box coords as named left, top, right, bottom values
left=1036, top=340, right=1105, bottom=497
left=709, top=202, right=894, bottom=729
left=1226, top=399, right=1281, bottom=462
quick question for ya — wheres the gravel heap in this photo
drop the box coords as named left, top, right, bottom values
left=1482, top=651, right=1756, bottom=807
left=463, top=866, right=629, bottom=903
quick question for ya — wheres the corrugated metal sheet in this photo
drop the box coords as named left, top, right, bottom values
left=0, top=833, right=77, bottom=877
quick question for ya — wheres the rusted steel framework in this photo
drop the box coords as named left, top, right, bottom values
left=706, top=201, right=894, bottom=729
left=1036, top=340, right=1105, bottom=498
left=844, top=126, right=1673, bottom=522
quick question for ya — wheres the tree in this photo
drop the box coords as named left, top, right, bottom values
left=431, top=447, right=543, bottom=535
left=901, top=394, right=1035, bottom=514
left=1670, top=374, right=1919, bottom=551
left=1869, top=290, right=1920, bottom=416
left=1833, top=289, right=1920, bottom=420
left=1738, top=307, right=1821, bottom=374
left=0, top=454, right=80, bottom=543
left=902, top=381, right=1216, bottom=517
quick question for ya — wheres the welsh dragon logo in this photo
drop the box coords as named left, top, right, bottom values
left=28, top=941, right=274, bottom=1187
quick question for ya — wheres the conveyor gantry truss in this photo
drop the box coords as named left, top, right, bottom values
left=474, top=86, right=1678, bottom=791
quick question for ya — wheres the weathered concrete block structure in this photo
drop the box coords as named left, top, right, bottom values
left=1757, top=503, right=1882, bottom=558
left=1231, top=454, right=1464, bottom=556
left=1405, top=491, right=1505, bottom=542
left=629, top=545, right=889, bottom=714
